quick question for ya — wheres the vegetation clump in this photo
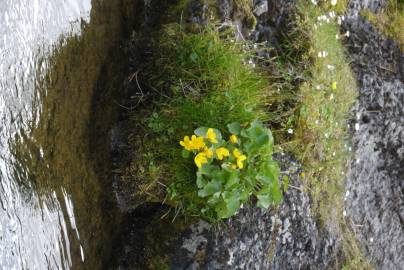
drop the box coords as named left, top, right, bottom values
left=125, top=25, right=280, bottom=221
left=172, top=122, right=281, bottom=219
left=292, top=1, right=357, bottom=224
left=288, top=1, right=372, bottom=268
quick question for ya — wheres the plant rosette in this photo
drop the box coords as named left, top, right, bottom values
left=174, top=121, right=282, bottom=219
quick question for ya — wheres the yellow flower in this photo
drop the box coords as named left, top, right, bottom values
left=233, top=149, right=242, bottom=158
left=206, top=128, right=218, bottom=143
left=194, top=152, right=208, bottom=168
left=233, top=149, right=247, bottom=169
left=203, top=147, right=213, bottom=158
left=332, top=81, right=337, bottom=90
left=190, top=135, right=205, bottom=150
left=179, top=136, right=192, bottom=151
left=216, top=147, right=230, bottom=160
left=236, top=155, right=247, bottom=169
left=229, top=134, right=238, bottom=144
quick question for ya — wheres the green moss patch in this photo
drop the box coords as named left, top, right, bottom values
left=286, top=2, right=372, bottom=269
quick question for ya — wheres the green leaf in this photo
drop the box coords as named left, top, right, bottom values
left=244, top=168, right=256, bottom=187
left=181, top=149, right=190, bottom=158
left=200, top=164, right=219, bottom=176
left=242, top=121, right=274, bottom=154
left=227, top=122, right=241, bottom=135
left=215, top=201, right=228, bottom=219
left=224, top=170, right=239, bottom=190
left=256, top=160, right=280, bottom=185
left=240, top=189, right=249, bottom=201
left=196, top=172, right=207, bottom=189
left=224, top=198, right=240, bottom=218
left=213, top=128, right=223, bottom=140
left=207, top=192, right=221, bottom=205
left=251, top=134, right=269, bottom=150
left=282, top=175, right=289, bottom=192
left=194, top=127, right=208, bottom=137
left=257, top=194, right=271, bottom=209
left=218, top=191, right=241, bottom=218
left=271, top=178, right=283, bottom=204
left=198, top=179, right=222, bottom=197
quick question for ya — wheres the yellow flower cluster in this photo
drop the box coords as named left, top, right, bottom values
left=179, top=135, right=205, bottom=151
left=179, top=128, right=246, bottom=169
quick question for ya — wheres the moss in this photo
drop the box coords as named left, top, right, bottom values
left=293, top=2, right=357, bottom=223
left=284, top=1, right=371, bottom=268
left=147, top=256, right=170, bottom=270
left=361, top=0, right=404, bottom=50
left=233, top=0, right=257, bottom=29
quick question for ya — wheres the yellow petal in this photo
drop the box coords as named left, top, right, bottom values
left=236, top=155, right=247, bottom=169
left=230, top=134, right=238, bottom=144
left=204, top=148, right=213, bottom=158
left=332, top=81, right=337, bottom=90
left=190, top=135, right=206, bottom=150
left=233, top=149, right=242, bottom=158
left=216, top=147, right=230, bottom=160
left=194, top=153, right=208, bottom=168
left=180, top=136, right=192, bottom=151
left=206, top=128, right=218, bottom=143
left=237, top=159, right=244, bottom=169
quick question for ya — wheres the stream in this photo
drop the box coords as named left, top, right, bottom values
left=0, top=0, right=138, bottom=269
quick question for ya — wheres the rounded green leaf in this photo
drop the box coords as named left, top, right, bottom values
left=227, top=122, right=241, bottom=135
left=198, top=179, right=222, bottom=198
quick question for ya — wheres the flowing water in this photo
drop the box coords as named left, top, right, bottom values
left=0, top=0, right=138, bottom=268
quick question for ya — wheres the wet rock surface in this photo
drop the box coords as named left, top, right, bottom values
left=170, top=154, right=340, bottom=270
left=343, top=0, right=404, bottom=269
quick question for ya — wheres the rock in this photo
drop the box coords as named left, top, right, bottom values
left=343, top=1, right=404, bottom=269
left=112, top=154, right=341, bottom=270
left=253, top=0, right=268, bottom=17
left=169, top=154, right=340, bottom=270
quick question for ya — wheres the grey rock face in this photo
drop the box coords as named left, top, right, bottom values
left=343, top=1, right=404, bottom=269
left=170, top=155, right=340, bottom=270
left=253, top=1, right=268, bottom=16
